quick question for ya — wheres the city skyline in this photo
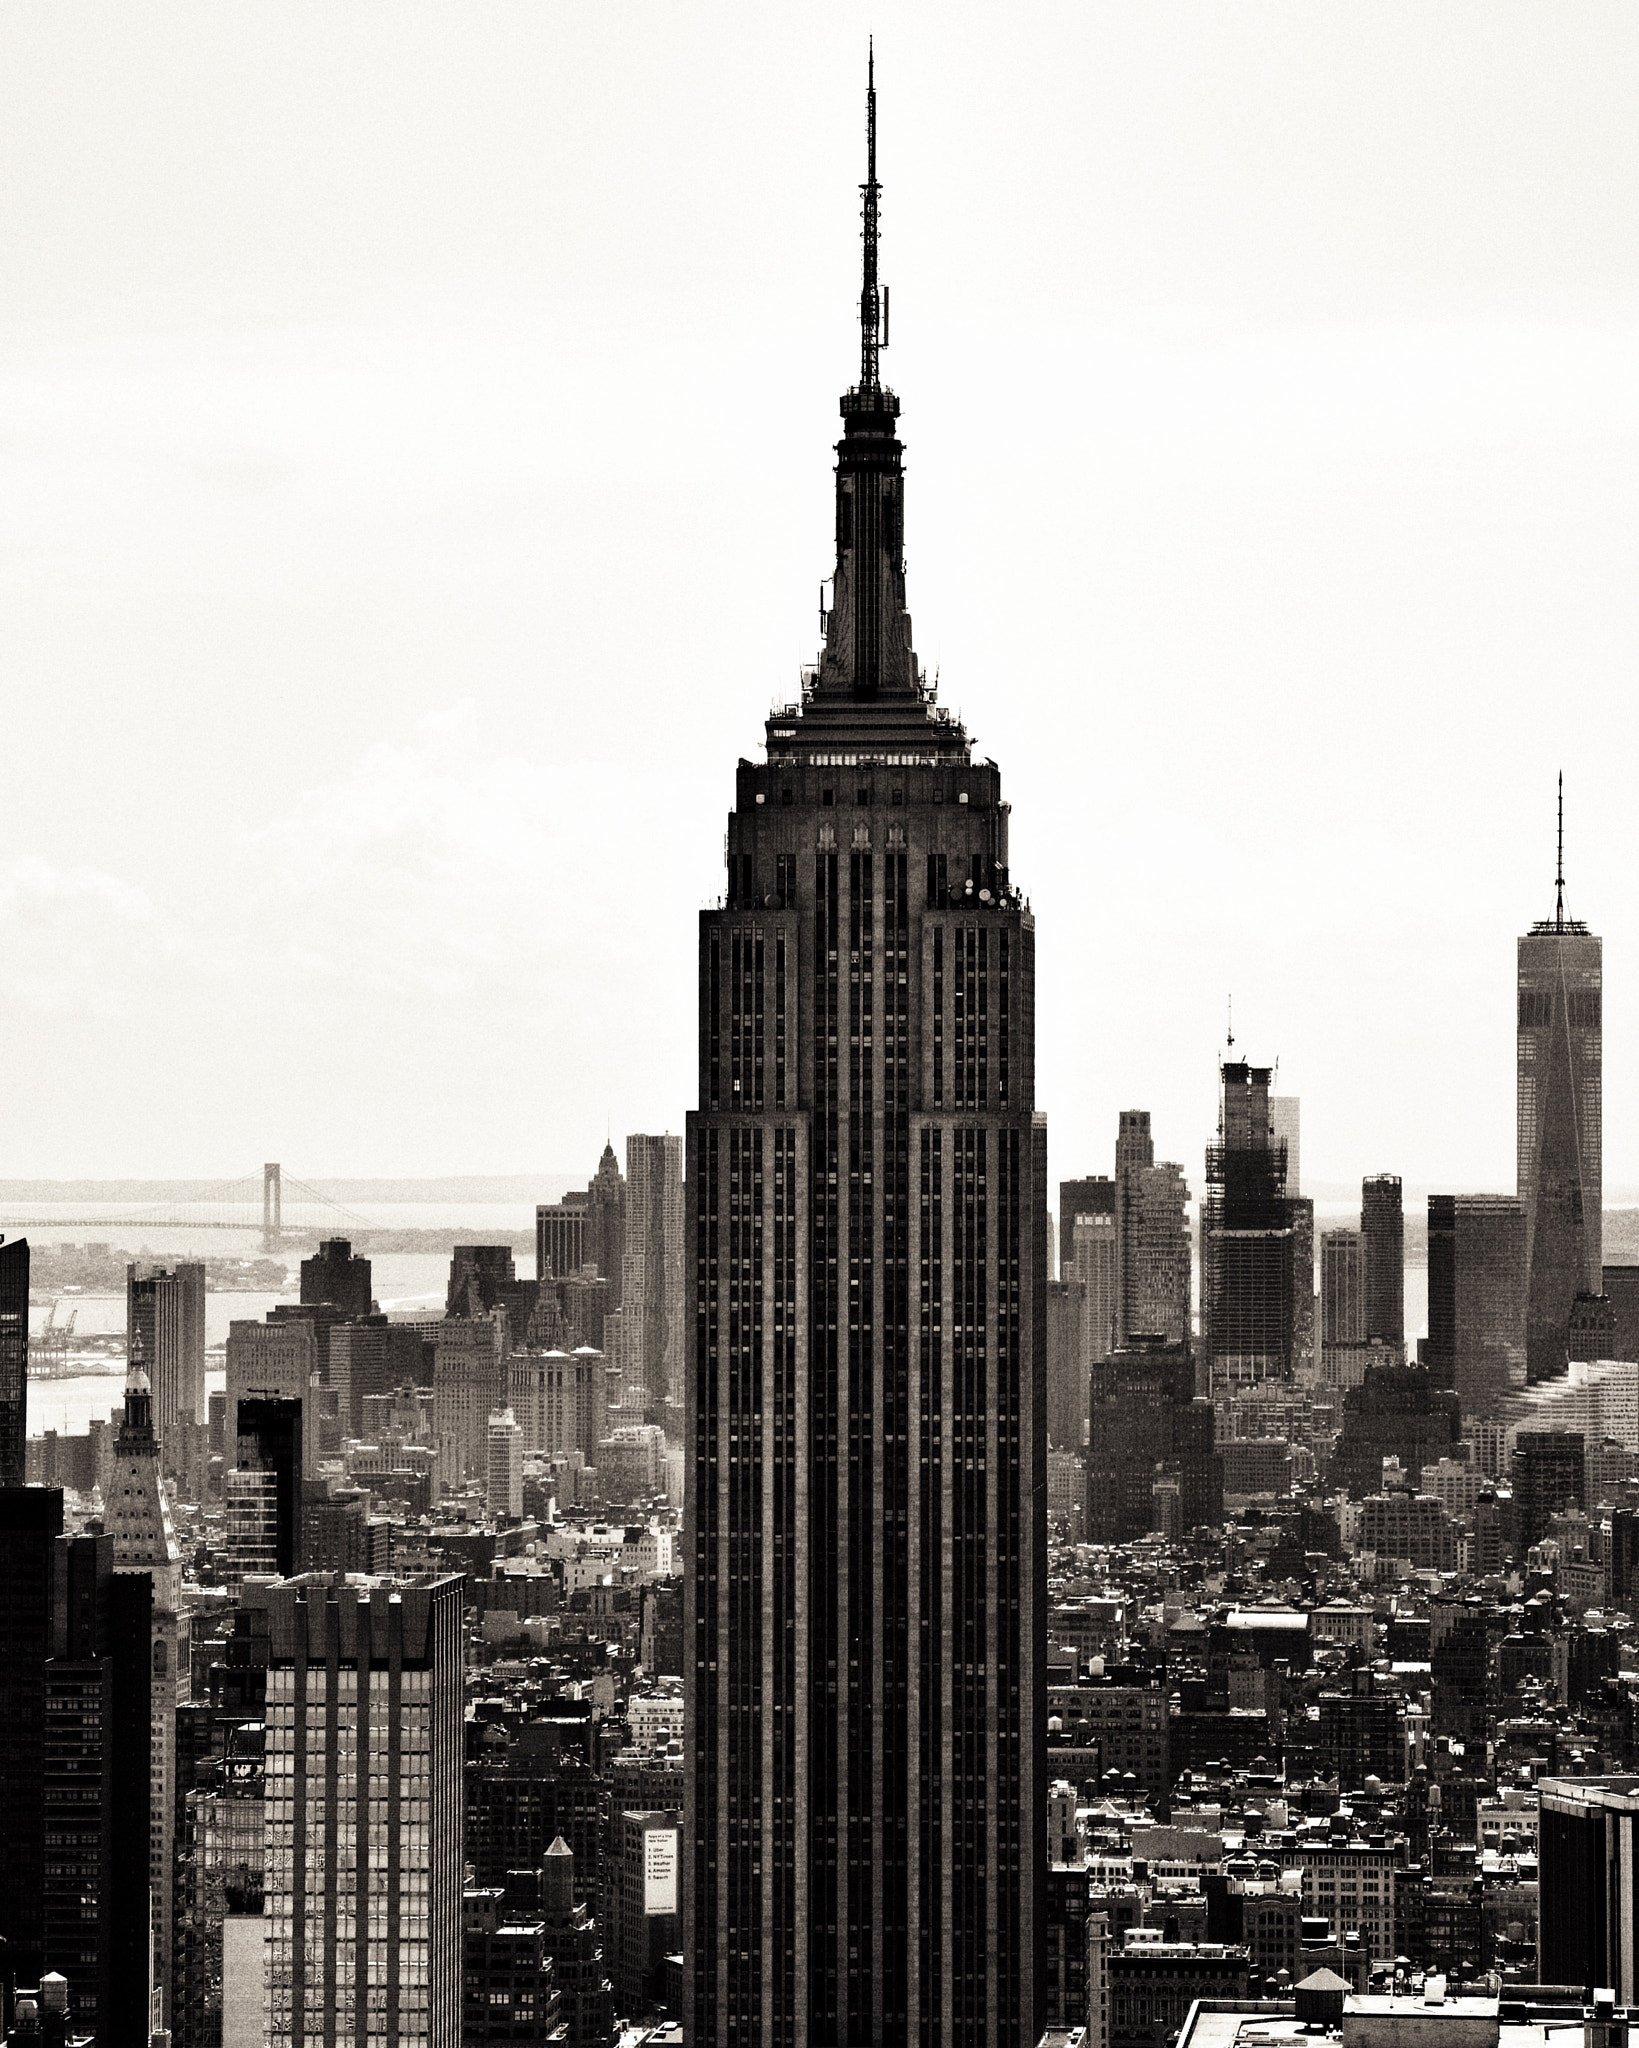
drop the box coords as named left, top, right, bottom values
left=4, top=6, right=1639, bottom=1190
left=10, top=23, right=1639, bottom=2048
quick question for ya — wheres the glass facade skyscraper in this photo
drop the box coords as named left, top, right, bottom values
left=1519, top=889, right=1602, bottom=1382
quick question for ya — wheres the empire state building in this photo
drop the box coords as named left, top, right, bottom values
left=685, top=58, right=1047, bottom=2048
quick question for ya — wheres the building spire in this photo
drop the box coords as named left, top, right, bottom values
left=860, top=41, right=886, bottom=394
left=1555, top=770, right=1565, bottom=931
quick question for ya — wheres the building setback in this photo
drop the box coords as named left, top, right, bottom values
left=686, top=59, right=1046, bottom=2048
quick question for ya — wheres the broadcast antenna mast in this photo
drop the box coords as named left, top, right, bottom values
left=860, top=41, right=888, bottom=392
left=1555, top=770, right=1565, bottom=931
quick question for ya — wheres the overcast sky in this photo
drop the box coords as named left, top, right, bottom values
left=3, top=3, right=1638, bottom=1191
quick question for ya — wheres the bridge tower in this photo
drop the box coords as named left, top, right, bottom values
left=262, top=1163, right=282, bottom=1252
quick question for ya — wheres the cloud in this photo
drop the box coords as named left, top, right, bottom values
left=0, top=856, right=157, bottom=1011
left=232, top=701, right=685, bottom=1005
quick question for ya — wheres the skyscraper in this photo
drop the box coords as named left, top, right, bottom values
left=1360, top=1175, right=1404, bottom=1349
left=0, top=1492, right=155, bottom=2043
left=1111, top=1114, right=1190, bottom=1345
left=1114, top=1109, right=1154, bottom=1336
left=263, top=1573, right=465, bottom=2047
left=105, top=1366, right=184, bottom=2034
left=1269, top=1096, right=1300, bottom=1197
left=232, top=1395, right=304, bottom=1575
left=1045, top=1277, right=1088, bottom=1451
left=300, top=1237, right=374, bottom=1319
left=127, top=1258, right=206, bottom=1438
left=0, top=1234, right=27, bottom=1487
left=1538, top=1776, right=1639, bottom=2000
left=623, top=1133, right=685, bottom=1418
left=1320, top=1229, right=1365, bottom=1346
left=1424, top=1194, right=1527, bottom=1415
left=1058, top=1177, right=1108, bottom=1282
left=1200, top=1059, right=1296, bottom=1390
left=1085, top=1338, right=1222, bottom=1543
left=1121, top=1162, right=1191, bottom=1346
left=1070, top=1190, right=1118, bottom=1367
left=686, top=59, right=1046, bottom=2047
left=487, top=1405, right=523, bottom=1521
left=1519, top=786, right=1602, bottom=1381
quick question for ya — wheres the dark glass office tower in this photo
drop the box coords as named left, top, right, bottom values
left=1360, top=1175, right=1404, bottom=1349
left=686, top=58, right=1046, bottom=2048
left=236, top=1395, right=304, bottom=1576
left=1519, top=787, right=1601, bottom=1381
left=0, top=1235, right=26, bottom=1487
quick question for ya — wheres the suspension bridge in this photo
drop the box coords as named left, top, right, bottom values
left=0, top=1163, right=370, bottom=1251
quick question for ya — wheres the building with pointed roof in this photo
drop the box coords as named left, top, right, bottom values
left=686, top=52, right=1046, bottom=2047
left=1519, top=778, right=1602, bottom=1382
left=107, top=1367, right=183, bottom=2035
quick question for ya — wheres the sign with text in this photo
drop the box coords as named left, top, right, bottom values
left=644, top=1825, right=679, bottom=1916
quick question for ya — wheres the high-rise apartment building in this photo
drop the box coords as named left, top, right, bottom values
left=1201, top=1060, right=1297, bottom=1390
left=301, top=1238, right=374, bottom=1319
left=127, top=1258, right=206, bottom=1438
left=1519, top=799, right=1602, bottom=1380
left=1360, top=1175, right=1404, bottom=1348
left=1321, top=1229, right=1365, bottom=1345
left=263, top=1573, right=465, bottom=2047
left=0, top=1234, right=26, bottom=1486
left=1425, top=1195, right=1527, bottom=1416
left=1122, top=1162, right=1191, bottom=1346
left=686, top=63, right=1046, bottom=2046
left=487, top=1406, right=523, bottom=1521
left=1070, top=1192, right=1118, bottom=1367
left=623, top=1133, right=685, bottom=1418
left=1110, top=1115, right=1190, bottom=1345
left=1114, top=1110, right=1153, bottom=1338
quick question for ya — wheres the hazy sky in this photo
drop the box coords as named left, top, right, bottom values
left=3, top=4, right=1638, bottom=1188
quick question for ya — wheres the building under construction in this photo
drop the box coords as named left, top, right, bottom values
left=1200, top=1059, right=1305, bottom=1391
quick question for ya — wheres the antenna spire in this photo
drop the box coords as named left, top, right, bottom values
left=860, top=41, right=884, bottom=392
left=1555, top=771, right=1565, bottom=930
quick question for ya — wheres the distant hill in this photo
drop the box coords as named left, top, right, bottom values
left=0, top=1174, right=580, bottom=1204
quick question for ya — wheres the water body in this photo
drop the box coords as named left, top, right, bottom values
left=21, top=1204, right=542, bottom=1436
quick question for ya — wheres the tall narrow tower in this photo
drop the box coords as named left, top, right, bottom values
left=1519, top=778, right=1601, bottom=1381
left=686, top=54, right=1046, bottom=2048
